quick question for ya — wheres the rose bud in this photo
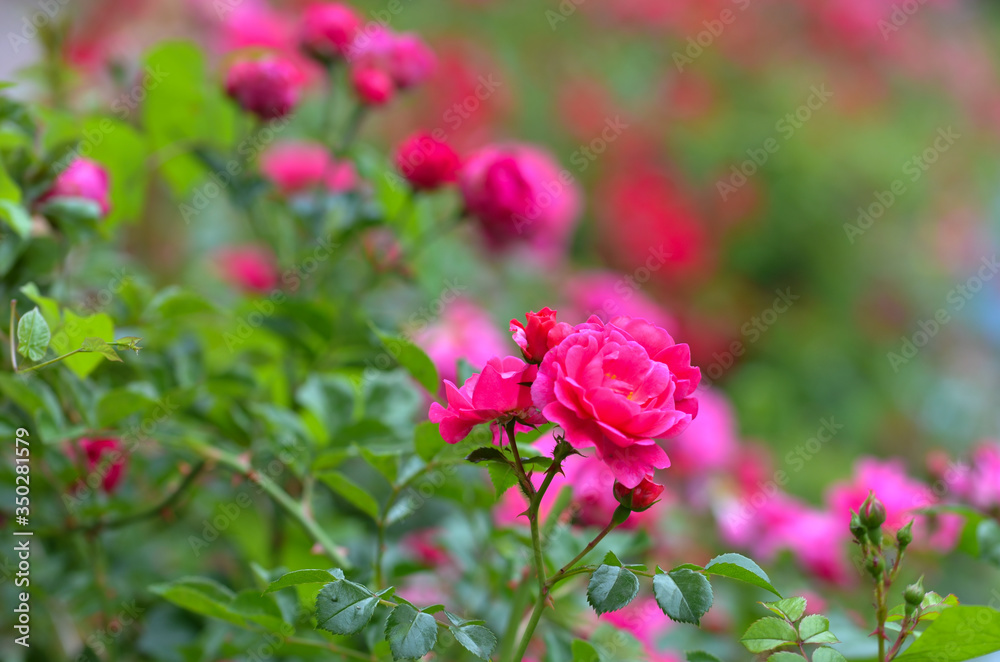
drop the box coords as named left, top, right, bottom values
left=300, top=2, right=361, bottom=63
left=859, top=491, right=887, bottom=529
left=394, top=132, right=461, bottom=191
left=351, top=65, right=394, bottom=105
left=225, top=56, right=301, bottom=120
left=39, top=158, right=111, bottom=217
left=214, top=245, right=278, bottom=293
left=388, top=32, right=435, bottom=89
left=613, top=476, right=665, bottom=512
left=510, top=307, right=558, bottom=363
left=849, top=510, right=866, bottom=542
left=896, top=519, right=914, bottom=550
left=75, top=437, right=127, bottom=493
left=904, top=576, right=925, bottom=616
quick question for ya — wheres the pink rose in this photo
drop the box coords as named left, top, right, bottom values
left=602, top=598, right=681, bottom=662
left=826, top=457, right=962, bottom=551
left=510, top=307, right=559, bottom=363
left=215, top=246, right=278, bottom=293
left=531, top=316, right=700, bottom=488
left=613, top=475, right=664, bottom=512
left=225, top=56, right=301, bottom=120
left=387, top=33, right=436, bottom=89
left=259, top=141, right=356, bottom=195
left=459, top=143, right=580, bottom=253
left=429, top=356, right=546, bottom=444
left=74, top=437, right=127, bottom=493
left=300, top=2, right=361, bottom=62
left=40, top=158, right=111, bottom=216
left=562, top=271, right=678, bottom=332
left=351, top=65, right=395, bottom=105
left=395, top=132, right=462, bottom=191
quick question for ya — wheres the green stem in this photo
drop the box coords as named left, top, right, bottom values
left=497, top=570, right=533, bottom=660
left=9, top=300, right=17, bottom=372
left=546, top=519, right=620, bottom=588
left=511, top=591, right=547, bottom=662
left=285, top=636, right=374, bottom=660
left=100, top=461, right=205, bottom=531
left=188, top=439, right=351, bottom=568
left=17, top=348, right=84, bottom=374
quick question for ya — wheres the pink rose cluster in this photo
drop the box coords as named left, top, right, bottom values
left=428, top=307, right=700, bottom=497
left=392, top=135, right=582, bottom=259
left=39, top=158, right=112, bottom=219
left=224, top=2, right=436, bottom=118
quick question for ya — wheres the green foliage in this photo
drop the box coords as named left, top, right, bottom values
left=653, top=567, right=714, bottom=625
left=893, top=606, right=1000, bottom=662
left=385, top=604, right=439, bottom=661
left=16, top=306, right=50, bottom=361
left=740, top=617, right=800, bottom=653
left=314, top=577, right=382, bottom=635
left=586, top=563, right=640, bottom=615
left=703, top=552, right=782, bottom=597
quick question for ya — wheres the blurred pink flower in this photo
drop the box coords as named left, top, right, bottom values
left=459, top=143, right=581, bottom=255
left=351, top=65, right=396, bottom=105
left=40, top=159, right=112, bottom=216
left=428, top=356, right=546, bottom=444
left=668, top=388, right=738, bottom=478
left=395, top=132, right=462, bottom=190
left=225, top=56, right=302, bottom=120
left=826, top=457, right=962, bottom=551
left=952, top=441, right=1000, bottom=513
left=602, top=597, right=681, bottom=662
left=387, top=33, right=436, bottom=89
left=73, top=437, right=127, bottom=493
left=300, top=2, right=362, bottom=62
left=215, top=245, right=278, bottom=293
left=412, top=300, right=508, bottom=386
left=562, top=272, right=678, bottom=332
left=531, top=316, right=700, bottom=488
left=259, top=141, right=356, bottom=195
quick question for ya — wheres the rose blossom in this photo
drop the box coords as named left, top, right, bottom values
left=73, top=437, right=127, bottom=493
left=214, top=246, right=278, bottom=293
left=428, top=356, right=546, bottom=444
left=299, top=2, right=361, bottom=62
left=395, top=132, right=462, bottom=190
left=224, top=56, right=301, bottom=120
left=351, top=65, right=395, bottom=105
left=952, top=440, right=1000, bottom=512
left=459, top=143, right=581, bottom=253
left=510, top=307, right=559, bottom=364
left=531, top=315, right=700, bottom=488
left=613, top=476, right=664, bottom=511
left=259, top=141, right=356, bottom=195
left=387, top=33, right=436, bottom=89
left=40, top=159, right=112, bottom=217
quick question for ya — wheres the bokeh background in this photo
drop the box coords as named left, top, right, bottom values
left=2, top=0, right=1000, bottom=659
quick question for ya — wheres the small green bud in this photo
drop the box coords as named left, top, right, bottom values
left=865, top=555, right=883, bottom=579
left=896, top=520, right=914, bottom=550
left=849, top=510, right=866, bottom=541
left=867, top=525, right=883, bottom=548
left=904, top=577, right=925, bottom=607
left=860, top=491, right=887, bottom=529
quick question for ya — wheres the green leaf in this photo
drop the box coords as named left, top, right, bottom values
left=17, top=307, right=50, bottom=361
left=587, top=564, right=640, bottom=615
left=414, top=421, right=445, bottom=461
left=466, top=447, right=508, bottom=464
left=53, top=310, right=114, bottom=378
left=686, top=652, right=722, bottom=662
left=315, top=579, right=380, bottom=635
left=319, top=472, right=380, bottom=520
left=704, top=553, right=781, bottom=597
left=602, top=550, right=623, bottom=567
left=571, top=639, right=601, bottom=662
left=149, top=577, right=244, bottom=628
left=359, top=447, right=399, bottom=483
left=384, top=603, right=438, bottom=661
left=445, top=614, right=497, bottom=661
left=894, top=606, right=1000, bottom=662
left=372, top=326, right=439, bottom=393
left=19, top=283, right=60, bottom=328
left=0, top=199, right=31, bottom=238
left=264, top=569, right=339, bottom=594
left=798, top=614, right=838, bottom=644
left=653, top=568, right=714, bottom=625
left=486, top=461, right=518, bottom=500
left=231, top=590, right=286, bottom=631
left=811, top=648, right=848, bottom=662
left=762, top=597, right=807, bottom=622
left=740, top=617, right=800, bottom=653
left=80, top=337, right=122, bottom=362
left=767, top=654, right=807, bottom=662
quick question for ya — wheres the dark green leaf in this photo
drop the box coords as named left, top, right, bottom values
left=653, top=568, right=714, bottom=625
left=384, top=603, right=438, bottom=660
left=571, top=639, right=601, bottom=662
left=264, top=569, right=339, bottom=594
left=704, top=553, right=781, bottom=597
left=466, top=447, right=508, bottom=464
left=445, top=614, right=497, bottom=661
left=315, top=579, right=380, bottom=635
left=414, top=421, right=445, bottom=461
left=320, top=472, right=380, bottom=519
left=486, top=461, right=518, bottom=500
left=0, top=199, right=31, bottom=238
left=686, top=652, right=722, bottom=662
left=587, top=564, right=640, bottom=615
